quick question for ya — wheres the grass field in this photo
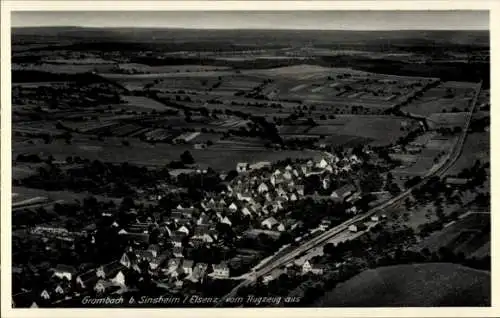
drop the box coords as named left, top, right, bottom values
left=427, top=112, right=469, bottom=129
left=415, top=213, right=490, bottom=258
left=120, top=95, right=178, bottom=111
left=13, top=135, right=320, bottom=171
left=403, top=82, right=478, bottom=117
left=445, top=132, right=490, bottom=176
left=279, top=116, right=414, bottom=146
left=13, top=63, right=115, bottom=74
left=316, top=263, right=490, bottom=307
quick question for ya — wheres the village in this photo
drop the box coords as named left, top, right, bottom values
left=14, top=147, right=391, bottom=307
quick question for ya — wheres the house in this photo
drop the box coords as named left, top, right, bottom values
left=276, top=186, right=287, bottom=198
left=170, top=233, right=185, bottom=247
left=150, top=253, right=169, bottom=270
left=273, top=169, right=282, bottom=176
left=96, top=266, right=106, bottom=279
left=147, top=244, right=161, bottom=258
left=182, top=260, right=194, bottom=276
left=257, top=182, right=269, bottom=194
left=317, top=158, right=329, bottom=169
left=192, top=226, right=214, bottom=244
left=236, top=162, right=249, bottom=173
left=330, top=184, right=356, bottom=202
left=166, top=258, right=182, bottom=274
left=75, top=275, right=86, bottom=289
left=54, top=285, right=64, bottom=295
left=120, top=253, right=131, bottom=268
left=348, top=222, right=368, bottom=233
left=197, top=213, right=210, bottom=226
left=261, top=217, right=279, bottom=230
left=345, top=191, right=361, bottom=203
left=212, top=263, right=230, bottom=279
left=135, top=250, right=155, bottom=262
left=229, top=202, right=238, bottom=212
left=283, top=171, right=293, bottom=180
left=111, top=270, right=126, bottom=286
left=290, top=193, right=298, bottom=201
left=174, top=280, right=184, bottom=288
left=194, top=143, right=206, bottom=150
left=177, top=225, right=190, bottom=235
left=445, top=177, right=470, bottom=186
left=370, top=215, right=380, bottom=222
left=237, top=192, right=253, bottom=203
left=263, top=269, right=285, bottom=284
left=94, top=280, right=113, bottom=294
left=302, top=260, right=324, bottom=275
left=221, top=216, right=232, bottom=226
left=173, top=246, right=184, bottom=258
left=40, top=290, right=50, bottom=300
left=295, top=185, right=305, bottom=196
left=241, top=206, right=252, bottom=217
left=285, top=164, right=293, bottom=171
left=277, top=223, right=286, bottom=232
left=350, top=154, right=361, bottom=164
left=322, top=178, right=330, bottom=190
left=52, top=264, right=76, bottom=281
left=190, top=263, right=208, bottom=283
left=249, top=161, right=271, bottom=170
left=346, top=206, right=358, bottom=214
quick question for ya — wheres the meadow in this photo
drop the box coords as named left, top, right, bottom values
left=316, top=263, right=490, bottom=307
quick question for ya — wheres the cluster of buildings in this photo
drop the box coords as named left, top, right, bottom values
left=15, top=150, right=367, bottom=307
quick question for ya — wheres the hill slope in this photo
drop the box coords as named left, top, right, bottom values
left=316, top=263, right=490, bottom=307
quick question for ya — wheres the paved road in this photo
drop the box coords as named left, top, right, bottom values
left=217, top=81, right=482, bottom=306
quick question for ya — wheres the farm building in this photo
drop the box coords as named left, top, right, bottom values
left=52, top=264, right=76, bottom=281
left=250, top=161, right=271, bottom=170
left=212, top=263, right=230, bottom=279
left=445, top=177, right=470, bottom=186
left=348, top=222, right=368, bottom=233
left=261, top=217, right=279, bottom=230
left=330, top=184, right=356, bottom=202
left=302, top=260, right=324, bottom=275
left=236, top=162, right=250, bottom=173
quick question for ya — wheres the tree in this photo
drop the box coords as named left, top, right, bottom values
left=180, top=150, right=195, bottom=165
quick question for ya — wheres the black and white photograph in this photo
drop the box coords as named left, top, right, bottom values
left=3, top=2, right=494, bottom=313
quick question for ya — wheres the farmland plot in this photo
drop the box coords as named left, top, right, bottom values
left=13, top=63, right=115, bottom=74
left=403, top=82, right=479, bottom=117
left=427, top=113, right=469, bottom=129
left=415, top=213, right=490, bottom=258
left=121, top=95, right=177, bottom=111
left=445, top=132, right=490, bottom=176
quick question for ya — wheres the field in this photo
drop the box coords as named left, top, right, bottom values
left=278, top=116, right=416, bottom=147
left=403, top=82, right=479, bottom=117
left=115, top=63, right=230, bottom=74
left=415, top=213, right=490, bottom=258
left=427, top=112, right=469, bottom=129
left=445, top=132, right=490, bottom=176
left=391, top=135, right=457, bottom=179
left=12, top=62, right=115, bottom=74
left=13, top=136, right=321, bottom=171
left=316, top=263, right=490, bottom=307
left=119, top=95, right=178, bottom=112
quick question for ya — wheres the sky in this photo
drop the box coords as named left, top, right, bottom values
left=12, top=11, right=489, bottom=30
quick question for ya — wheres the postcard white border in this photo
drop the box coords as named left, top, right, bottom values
left=1, top=1, right=498, bottom=317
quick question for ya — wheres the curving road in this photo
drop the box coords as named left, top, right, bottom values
left=217, top=81, right=482, bottom=306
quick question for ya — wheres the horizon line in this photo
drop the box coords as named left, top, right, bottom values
left=11, top=26, right=490, bottom=31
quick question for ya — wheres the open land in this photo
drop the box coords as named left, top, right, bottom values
left=11, top=27, right=490, bottom=308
